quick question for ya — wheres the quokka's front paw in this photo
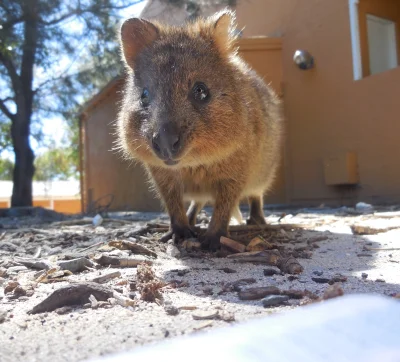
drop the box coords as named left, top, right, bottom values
left=159, top=224, right=196, bottom=243
left=200, top=231, right=227, bottom=251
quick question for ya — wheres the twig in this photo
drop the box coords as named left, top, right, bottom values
left=227, top=223, right=304, bottom=232
left=78, top=241, right=105, bottom=253
left=364, top=246, right=400, bottom=251
left=103, top=218, right=134, bottom=225
left=92, top=271, right=121, bottom=284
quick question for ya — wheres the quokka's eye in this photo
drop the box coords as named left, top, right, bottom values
left=192, top=82, right=210, bottom=103
left=141, top=88, right=150, bottom=108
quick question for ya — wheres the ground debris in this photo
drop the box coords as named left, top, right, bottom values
left=238, top=286, right=281, bottom=300
left=278, top=256, right=304, bottom=274
left=221, top=278, right=257, bottom=293
left=36, top=268, right=73, bottom=283
left=13, top=257, right=53, bottom=271
left=227, top=250, right=281, bottom=265
left=219, top=267, right=237, bottom=274
left=246, top=236, right=274, bottom=251
left=0, top=266, right=7, bottom=277
left=322, top=283, right=344, bottom=300
left=166, top=244, right=180, bottom=258
left=281, top=289, right=308, bottom=299
left=263, top=268, right=281, bottom=276
left=193, top=321, right=213, bottom=331
left=312, top=277, right=331, bottom=284
left=91, top=271, right=121, bottom=284
left=192, top=310, right=219, bottom=320
left=28, top=282, right=114, bottom=314
left=226, top=249, right=303, bottom=274
left=262, top=295, right=289, bottom=308
left=182, top=239, right=201, bottom=250
left=220, top=236, right=246, bottom=253
left=107, top=240, right=157, bottom=258
left=164, top=305, right=179, bottom=316
left=191, top=310, right=235, bottom=322
left=136, top=263, right=165, bottom=302
left=57, top=257, right=95, bottom=273
left=93, top=254, right=151, bottom=267
left=350, top=219, right=400, bottom=235
left=111, top=291, right=135, bottom=307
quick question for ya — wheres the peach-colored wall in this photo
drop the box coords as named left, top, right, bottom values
left=237, top=0, right=400, bottom=204
left=53, top=199, right=81, bottom=214
left=83, top=88, right=162, bottom=212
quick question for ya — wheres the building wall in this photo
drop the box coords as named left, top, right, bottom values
left=82, top=87, right=162, bottom=212
left=236, top=0, right=400, bottom=205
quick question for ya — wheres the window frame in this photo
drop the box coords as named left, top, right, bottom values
left=348, top=0, right=400, bottom=80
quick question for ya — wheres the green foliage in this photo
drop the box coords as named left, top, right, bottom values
left=0, top=157, right=13, bottom=180
left=34, top=145, right=77, bottom=181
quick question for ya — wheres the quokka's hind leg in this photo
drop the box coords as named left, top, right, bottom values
left=247, top=195, right=267, bottom=225
left=231, top=204, right=243, bottom=224
left=187, top=201, right=205, bottom=227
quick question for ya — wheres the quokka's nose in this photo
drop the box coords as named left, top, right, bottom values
left=151, top=126, right=182, bottom=160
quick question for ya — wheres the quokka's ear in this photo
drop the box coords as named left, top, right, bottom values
left=119, top=18, right=159, bottom=69
left=211, top=10, right=237, bottom=54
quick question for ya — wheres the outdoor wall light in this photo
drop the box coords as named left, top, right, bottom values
left=293, top=50, right=314, bottom=70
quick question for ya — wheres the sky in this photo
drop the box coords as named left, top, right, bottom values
left=1, top=0, right=148, bottom=161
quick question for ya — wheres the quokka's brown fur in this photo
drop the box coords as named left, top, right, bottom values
left=117, top=10, right=282, bottom=250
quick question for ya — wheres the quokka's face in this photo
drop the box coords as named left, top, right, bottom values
left=118, top=12, right=246, bottom=168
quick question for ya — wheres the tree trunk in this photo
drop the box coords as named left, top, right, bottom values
left=10, top=0, right=39, bottom=207
left=11, top=114, right=35, bottom=207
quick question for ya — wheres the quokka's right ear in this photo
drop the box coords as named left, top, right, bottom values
left=119, top=18, right=159, bottom=69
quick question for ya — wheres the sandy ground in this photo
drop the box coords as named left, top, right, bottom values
left=0, top=205, right=399, bottom=362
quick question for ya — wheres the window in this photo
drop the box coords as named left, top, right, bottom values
left=348, top=0, right=400, bottom=79
left=366, top=15, right=398, bottom=75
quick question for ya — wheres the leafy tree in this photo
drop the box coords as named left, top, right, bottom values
left=0, top=157, right=14, bottom=180
left=0, top=0, right=144, bottom=207
left=34, top=144, right=77, bottom=181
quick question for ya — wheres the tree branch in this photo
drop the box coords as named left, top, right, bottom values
left=39, top=0, right=145, bottom=26
left=1, top=16, right=25, bottom=31
left=0, top=51, right=21, bottom=94
left=0, top=98, right=15, bottom=121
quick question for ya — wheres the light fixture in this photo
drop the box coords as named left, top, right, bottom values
left=293, top=50, right=314, bottom=70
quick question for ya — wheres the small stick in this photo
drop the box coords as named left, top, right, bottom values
left=78, top=241, right=105, bottom=253
left=51, top=218, right=93, bottom=226
left=227, top=223, right=304, bottom=232
left=91, top=271, right=121, bottom=284
left=364, top=246, right=400, bottom=251
left=147, top=222, right=169, bottom=228
left=220, top=236, right=246, bottom=253
left=103, top=218, right=134, bottom=225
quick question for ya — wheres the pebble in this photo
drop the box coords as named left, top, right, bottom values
left=311, top=277, right=330, bottom=284
left=164, top=305, right=179, bottom=316
left=166, top=245, right=180, bottom=258
left=221, top=268, right=237, bottom=274
left=312, top=270, right=324, bottom=276
left=375, top=278, right=386, bottom=283
left=177, top=269, right=190, bottom=276
left=0, top=267, right=7, bottom=277
left=361, top=273, right=368, bottom=279
left=7, top=266, right=28, bottom=274
left=192, top=310, right=219, bottom=320
left=0, top=310, right=7, bottom=323
left=263, top=268, right=280, bottom=276
left=262, top=295, right=289, bottom=308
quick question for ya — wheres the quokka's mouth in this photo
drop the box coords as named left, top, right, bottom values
left=164, top=159, right=179, bottom=166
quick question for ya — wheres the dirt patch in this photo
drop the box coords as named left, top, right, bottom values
left=1, top=205, right=400, bottom=362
